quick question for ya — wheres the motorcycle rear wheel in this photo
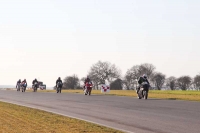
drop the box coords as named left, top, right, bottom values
left=144, top=91, right=148, bottom=99
left=138, top=90, right=143, bottom=99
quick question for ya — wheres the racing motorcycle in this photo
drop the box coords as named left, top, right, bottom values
left=33, top=82, right=38, bottom=92
left=16, top=83, right=21, bottom=91
left=21, top=82, right=27, bottom=92
left=57, top=82, right=63, bottom=93
left=84, top=81, right=93, bottom=95
left=138, top=82, right=149, bottom=99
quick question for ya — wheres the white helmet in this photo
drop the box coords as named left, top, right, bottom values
left=143, top=74, right=147, bottom=78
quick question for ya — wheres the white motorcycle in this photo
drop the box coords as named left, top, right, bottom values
left=16, top=83, right=20, bottom=91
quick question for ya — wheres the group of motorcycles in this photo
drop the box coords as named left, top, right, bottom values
left=15, top=81, right=93, bottom=95
left=55, top=81, right=93, bottom=95
left=16, top=82, right=27, bottom=92
left=16, top=80, right=149, bottom=99
left=16, top=82, right=38, bottom=92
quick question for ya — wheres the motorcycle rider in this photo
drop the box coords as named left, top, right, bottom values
left=56, top=77, right=63, bottom=88
left=16, top=79, right=21, bottom=88
left=83, top=76, right=92, bottom=90
left=32, top=78, right=39, bottom=88
left=21, top=79, right=27, bottom=90
left=136, top=74, right=150, bottom=94
left=84, top=76, right=91, bottom=84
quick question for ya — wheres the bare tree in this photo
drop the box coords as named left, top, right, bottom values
left=166, top=76, right=176, bottom=90
left=80, top=77, right=85, bottom=82
left=63, top=74, right=80, bottom=89
left=138, top=63, right=156, bottom=79
left=123, top=63, right=155, bottom=90
left=152, top=72, right=166, bottom=90
left=88, top=61, right=121, bottom=86
left=177, top=76, right=192, bottom=90
left=193, top=75, right=200, bottom=90
left=123, top=65, right=140, bottom=90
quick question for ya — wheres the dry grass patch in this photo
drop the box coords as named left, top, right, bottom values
left=148, top=90, right=200, bottom=101
left=0, top=101, right=123, bottom=133
left=36, top=89, right=200, bottom=101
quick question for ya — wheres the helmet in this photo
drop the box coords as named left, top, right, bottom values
left=143, top=74, right=147, bottom=79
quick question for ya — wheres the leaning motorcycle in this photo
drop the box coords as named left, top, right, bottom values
left=33, top=82, right=38, bottom=92
left=21, top=83, right=27, bottom=92
left=84, top=82, right=93, bottom=95
left=16, top=83, right=20, bottom=91
left=138, top=82, right=149, bottom=99
left=57, top=82, right=62, bottom=93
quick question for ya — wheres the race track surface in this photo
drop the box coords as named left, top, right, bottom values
left=0, top=90, right=200, bottom=133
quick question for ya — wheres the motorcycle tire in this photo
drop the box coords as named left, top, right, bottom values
left=138, top=90, right=143, bottom=99
left=145, top=91, right=148, bottom=99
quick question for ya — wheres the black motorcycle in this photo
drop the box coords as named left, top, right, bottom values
left=33, top=82, right=38, bottom=92
left=57, top=82, right=63, bottom=93
left=138, top=82, right=149, bottom=100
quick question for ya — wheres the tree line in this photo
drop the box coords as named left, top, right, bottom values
left=60, top=60, right=200, bottom=91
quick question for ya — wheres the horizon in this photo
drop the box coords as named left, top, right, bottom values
left=0, top=0, right=200, bottom=86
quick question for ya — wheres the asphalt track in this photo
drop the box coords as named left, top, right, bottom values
left=0, top=90, right=200, bottom=133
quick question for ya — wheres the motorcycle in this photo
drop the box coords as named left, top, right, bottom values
left=57, top=82, right=62, bottom=93
left=21, top=82, right=27, bottom=92
left=33, top=82, right=38, bottom=92
left=84, top=82, right=93, bottom=95
left=138, top=82, right=149, bottom=99
left=16, top=83, right=20, bottom=91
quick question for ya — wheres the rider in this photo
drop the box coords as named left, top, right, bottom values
left=16, top=79, right=21, bottom=88
left=32, top=78, right=39, bottom=88
left=136, top=74, right=150, bottom=94
left=83, top=76, right=91, bottom=90
left=84, top=76, right=91, bottom=84
left=21, top=79, right=27, bottom=89
left=56, top=77, right=63, bottom=88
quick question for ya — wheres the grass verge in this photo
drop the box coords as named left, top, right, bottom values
left=0, top=101, right=123, bottom=133
left=36, top=89, right=200, bottom=102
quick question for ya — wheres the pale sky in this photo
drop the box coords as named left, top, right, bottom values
left=0, top=0, right=200, bottom=87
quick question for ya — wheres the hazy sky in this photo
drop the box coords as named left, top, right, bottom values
left=0, top=0, right=200, bottom=87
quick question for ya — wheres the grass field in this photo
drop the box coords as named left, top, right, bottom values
left=0, top=101, right=123, bottom=133
left=36, top=89, right=200, bottom=101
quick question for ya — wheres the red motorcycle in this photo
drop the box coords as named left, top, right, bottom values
left=84, top=81, right=93, bottom=95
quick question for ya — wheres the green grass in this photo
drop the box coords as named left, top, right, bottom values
left=0, top=101, right=123, bottom=133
